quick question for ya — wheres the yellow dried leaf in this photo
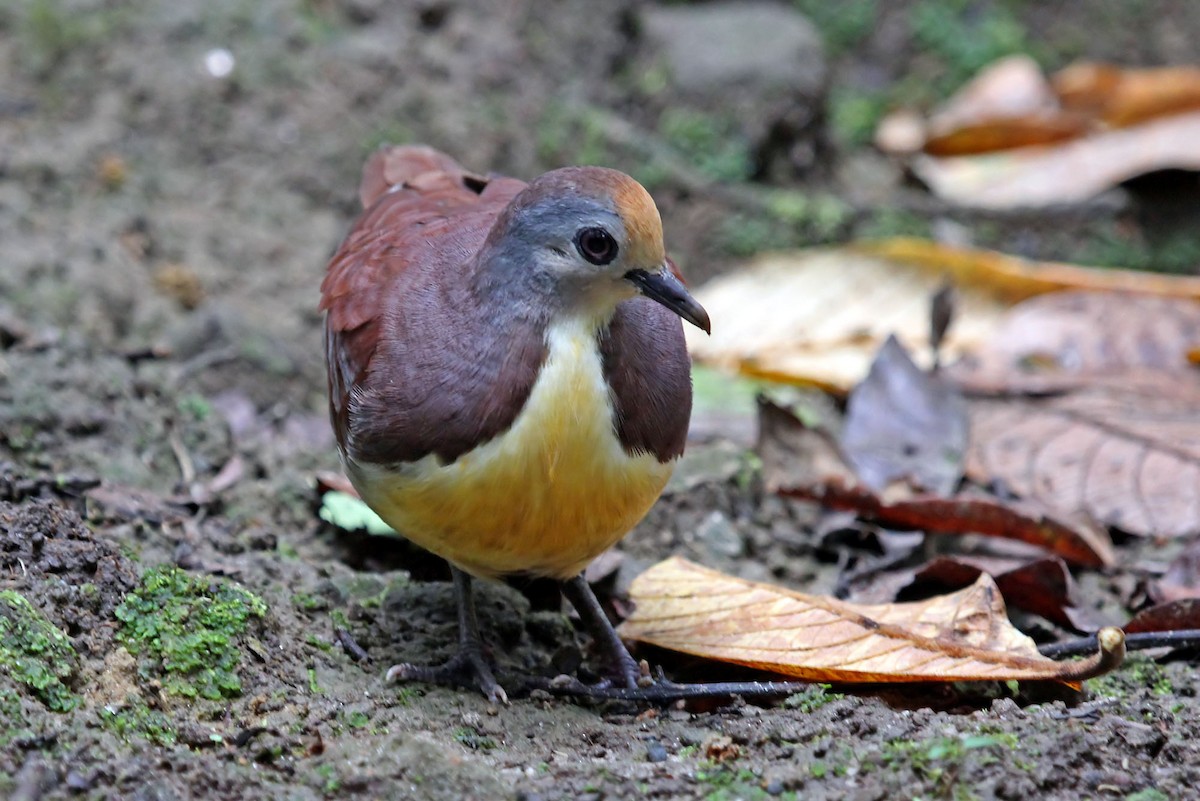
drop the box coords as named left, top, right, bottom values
left=619, top=557, right=1123, bottom=685
left=685, top=240, right=1200, bottom=393
left=684, top=248, right=1008, bottom=393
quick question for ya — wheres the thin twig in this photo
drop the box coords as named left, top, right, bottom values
left=167, top=426, right=195, bottom=486
left=1039, top=629, right=1200, bottom=659
left=335, top=628, right=370, bottom=662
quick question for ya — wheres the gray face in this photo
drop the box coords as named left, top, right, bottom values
left=496, top=194, right=634, bottom=296
left=471, top=166, right=699, bottom=328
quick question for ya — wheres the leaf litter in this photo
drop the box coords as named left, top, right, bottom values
left=647, top=269, right=1200, bottom=685
left=877, top=55, right=1200, bottom=208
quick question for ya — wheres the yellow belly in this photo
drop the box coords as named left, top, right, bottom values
left=348, top=316, right=675, bottom=580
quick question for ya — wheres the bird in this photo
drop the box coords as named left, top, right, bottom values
left=320, top=144, right=710, bottom=702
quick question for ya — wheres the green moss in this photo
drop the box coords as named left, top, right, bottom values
left=828, top=86, right=889, bottom=148
left=115, top=566, right=267, bottom=700
left=314, top=763, right=341, bottom=793
left=658, top=108, right=752, bottom=183
left=535, top=103, right=614, bottom=169
left=792, top=0, right=877, bottom=55
left=1089, top=656, right=1174, bottom=698
left=694, top=764, right=785, bottom=801
left=856, top=207, right=932, bottom=241
left=910, top=0, right=1031, bottom=97
left=98, top=699, right=177, bottom=746
left=1127, top=789, right=1171, bottom=801
left=766, top=190, right=852, bottom=239
left=882, top=731, right=1019, bottom=793
left=782, top=683, right=843, bottom=713
left=0, top=590, right=79, bottom=712
left=344, top=709, right=370, bottom=729
left=453, top=726, right=498, bottom=751
left=715, top=214, right=788, bottom=258
left=177, top=393, right=212, bottom=422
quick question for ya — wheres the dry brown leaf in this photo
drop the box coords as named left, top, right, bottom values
left=880, top=55, right=1085, bottom=157
left=911, top=110, right=1200, bottom=209
left=947, top=291, right=1200, bottom=539
left=759, top=398, right=1114, bottom=567
left=686, top=242, right=1200, bottom=393
left=1123, top=599, right=1200, bottom=634
left=966, top=379, right=1200, bottom=539
left=929, top=56, right=1058, bottom=132
left=920, top=56, right=1087, bottom=156
left=1156, top=539, right=1200, bottom=603
left=894, top=57, right=1200, bottom=207
left=1053, top=62, right=1200, bottom=128
left=841, top=335, right=967, bottom=496
left=619, top=557, right=1123, bottom=684
left=862, top=240, right=1200, bottom=304
left=923, top=117, right=1088, bottom=158
left=685, top=248, right=1007, bottom=393
left=949, top=291, right=1200, bottom=394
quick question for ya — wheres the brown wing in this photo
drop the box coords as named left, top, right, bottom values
left=319, top=145, right=527, bottom=452
left=600, top=297, right=693, bottom=463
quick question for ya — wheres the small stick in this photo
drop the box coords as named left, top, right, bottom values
left=1038, top=629, right=1200, bottom=659
left=335, top=628, right=370, bottom=662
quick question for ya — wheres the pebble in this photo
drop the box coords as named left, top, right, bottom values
left=645, top=740, right=669, bottom=763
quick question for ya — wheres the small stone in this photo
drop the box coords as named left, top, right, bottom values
left=65, top=770, right=92, bottom=790
left=645, top=741, right=669, bottom=763
left=695, top=510, right=744, bottom=559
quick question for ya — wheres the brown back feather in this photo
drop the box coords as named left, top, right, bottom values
left=320, top=145, right=533, bottom=461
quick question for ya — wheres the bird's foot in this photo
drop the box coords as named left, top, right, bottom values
left=561, top=574, right=653, bottom=690
left=386, top=649, right=508, bottom=705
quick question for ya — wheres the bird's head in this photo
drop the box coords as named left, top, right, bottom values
left=481, top=167, right=710, bottom=333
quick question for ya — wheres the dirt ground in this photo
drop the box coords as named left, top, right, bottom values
left=3, top=1, right=1200, bottom=799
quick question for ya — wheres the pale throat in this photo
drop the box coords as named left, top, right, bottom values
left=563, top=275, right=640, bottom=332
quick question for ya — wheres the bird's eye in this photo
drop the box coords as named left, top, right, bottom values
left=573, top=227, right=619, bottom=266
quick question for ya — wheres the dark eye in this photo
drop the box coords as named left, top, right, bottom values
left=573, top=227, right=619, bottom=266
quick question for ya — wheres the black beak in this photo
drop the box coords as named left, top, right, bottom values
left=624, top=267, right=711, bottom=334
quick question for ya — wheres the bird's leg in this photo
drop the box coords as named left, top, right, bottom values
left=562, top=574, right=642, bottom=689
left=386, top=566, right=508, bottom=704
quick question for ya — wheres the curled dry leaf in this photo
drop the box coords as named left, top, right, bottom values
left=618, top=556, right=1123, bottom=684
left=912, top=111, right=1200, bottom=209
left=901, top=556, right=1096, bottom=634
left=759, top=398, right=1114, bottom=567
left=1053, top=62, right=1200, bottom=128
left=892, top=56, right=1200, bottom=207
left=686, top=249, right=1018, bottom=393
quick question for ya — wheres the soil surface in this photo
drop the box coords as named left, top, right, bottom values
left=2, top=1, right=1199, bottom=799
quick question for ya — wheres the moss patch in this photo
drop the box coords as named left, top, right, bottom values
left=98, top=699, right=178, bottom=746
left=0, top=590, right=79, bottom=712
left=115, top=566, right=267, bottom=700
